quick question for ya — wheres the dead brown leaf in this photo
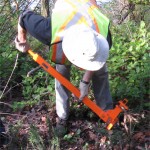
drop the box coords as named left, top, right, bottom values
left=41, top=116, right=46, bottom=123
left=100, top=136, right=107, bottom=144
left=133, top=132, right=146, bottom=143
left=113, top=145, right=121, bottom=150
left=133, top=132, right=144, bottom=140
left=88, top=131, right=97, bottom=140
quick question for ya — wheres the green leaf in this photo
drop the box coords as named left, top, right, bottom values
left=140, top=21, right=145, bottom=28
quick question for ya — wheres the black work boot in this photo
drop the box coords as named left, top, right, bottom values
left=55, top=118, right=68, bottom=137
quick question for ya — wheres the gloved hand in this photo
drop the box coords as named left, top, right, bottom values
left=79, top=80, right=90, bottom=102
left=15, top=36, right=30, bottom=53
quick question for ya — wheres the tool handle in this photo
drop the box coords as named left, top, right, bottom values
left=28, top=49, right=128, bottom=130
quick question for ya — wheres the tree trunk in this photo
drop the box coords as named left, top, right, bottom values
left=41, top=0, right=50, bottom=17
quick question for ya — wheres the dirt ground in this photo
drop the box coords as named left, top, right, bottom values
left=0, top=99, right=150, bottom=150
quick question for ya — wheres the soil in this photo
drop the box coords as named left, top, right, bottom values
left=0, top=98, right=150, bottom=150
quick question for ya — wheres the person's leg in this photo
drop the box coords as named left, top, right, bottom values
left=55, top=64, right=71, bottom=120
left=92, top=64, right=113, bottom=110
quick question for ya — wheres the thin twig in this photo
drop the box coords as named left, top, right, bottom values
left=0, top=112, right=23, bottom=116
left=2, top=82, right=23, bottom=98
left=118, top=3, right=135, bottom=24
left=27, top=66, right=41, bottom=77
left=0, top=102, right=12, bottom=108
left=0, top=53, right=19, bottom=100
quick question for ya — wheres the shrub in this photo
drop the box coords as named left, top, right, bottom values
left=108, top=21, right=150, bottom=108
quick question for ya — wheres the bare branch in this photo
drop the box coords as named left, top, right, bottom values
left=118, top=3, right=135, bottom=24
left=27, top=66, right=41, bottom=77
left=2, top=82, right=23, bottom=97
left=0, top=54, right=19, bottom=100
left=0, top=112, right=23, bottom=116
left=0, top=102, right=12, bottom=108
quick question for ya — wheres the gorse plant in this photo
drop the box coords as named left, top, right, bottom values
left=108, top=21, right=150, bottom=107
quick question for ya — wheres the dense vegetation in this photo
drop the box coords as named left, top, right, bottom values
left=0, top=0, right=149, bottom=149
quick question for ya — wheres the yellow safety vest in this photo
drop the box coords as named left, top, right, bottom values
left=50, top=0, right=110, bottom=64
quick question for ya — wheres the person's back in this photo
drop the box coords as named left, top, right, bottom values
left=51, top=0, right=109, bottom=40
left=50, top=0, right=110, bottom=65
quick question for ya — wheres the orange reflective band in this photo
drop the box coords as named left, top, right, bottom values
left=88, top=6, right=100, bottom=32
left=78, top=16, right=88, bottom=25
left=60, top=11, right=76, bottom=31
left=51, top=45, right=57, bottom=62
left=66, top=0, right=77, bottom=9
left=61, top=52, right=66, bottom=64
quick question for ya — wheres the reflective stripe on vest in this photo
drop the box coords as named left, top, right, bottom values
left=50, top=0, right=109, bottom=64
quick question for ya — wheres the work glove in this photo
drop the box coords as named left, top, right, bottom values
left=79, top=80, right=90, bottom=102
left=15, top=36, right=30, bottom=53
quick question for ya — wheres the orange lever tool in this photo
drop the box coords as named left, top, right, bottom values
left=28, top=49, right=128, bottom=130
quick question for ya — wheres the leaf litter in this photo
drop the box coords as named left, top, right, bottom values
left=0, top=100, right=150, bottom=150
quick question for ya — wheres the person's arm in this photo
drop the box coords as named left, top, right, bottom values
left=17, top=21, right=27, bottom=43
left=15, top=10, right=51, bottom=52
left=18, top=10, right=51, bottom=46
left=79, top=71, right=94, bottom=102
left=15, top=22, right=29, bottom=53
left=82, top=71, right=94, bottom=83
